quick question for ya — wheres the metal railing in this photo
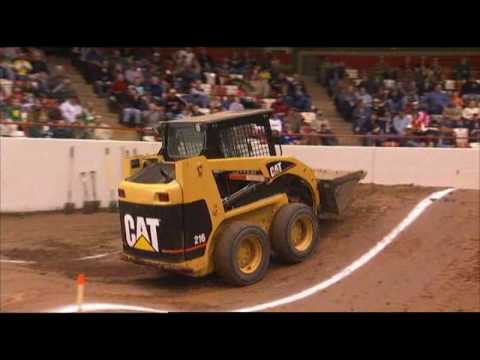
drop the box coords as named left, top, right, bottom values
left=1, top=121, right=479, bottom=145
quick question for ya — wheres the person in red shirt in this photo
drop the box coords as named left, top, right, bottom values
left=271, top=95, right=289, bottom=116
left=109, top=73, right=128, bottom=111
left=450, top=91, right=464, bottom=108
left=111, top=73, right=128, bottom=93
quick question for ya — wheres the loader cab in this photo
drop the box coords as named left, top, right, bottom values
left=157, top=110, right=276, bottom=161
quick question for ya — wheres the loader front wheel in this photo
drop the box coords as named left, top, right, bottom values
left=271, top=203, right=319, bottom=264
left=215, top=223, right=270, bottom=286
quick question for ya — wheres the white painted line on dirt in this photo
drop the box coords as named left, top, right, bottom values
left=0, top=251, right=120, bottom=264
left=44, top=188, right=455, bottom=314
left=49, top=302, right=168, bottom=313
left=75, top=251, right=121, bottom=261
left=232, top=188, right=456, bottom=312
left=0, top=259, right=36, bottom=264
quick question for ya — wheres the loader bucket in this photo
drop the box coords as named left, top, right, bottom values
left=316, top=170, right=366, bottom=218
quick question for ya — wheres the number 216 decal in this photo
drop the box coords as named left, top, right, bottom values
left=194, top=233, right=206, bottom=245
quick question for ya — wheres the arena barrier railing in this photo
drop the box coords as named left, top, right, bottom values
left=1, top=121, right=479, bottom=145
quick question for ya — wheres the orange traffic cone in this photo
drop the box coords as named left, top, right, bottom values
left=76, top=273, right=87, bottom=313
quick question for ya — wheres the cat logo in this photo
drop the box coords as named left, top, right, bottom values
left=268, top=162, right=282, bottom=177
left=123, top=214, right=161, bottom=252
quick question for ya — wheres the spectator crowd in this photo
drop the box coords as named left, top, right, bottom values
left=4, top=48, right=478, bottom=148
left=318, top=55, right=480, bottom=147
left=70, top=47, right=338, bottom=145
left=0, top=47, right=112, bottom=139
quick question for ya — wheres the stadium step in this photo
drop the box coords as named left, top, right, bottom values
left=301, top=76, right=361, bottom=146
left=47, top=55, right=137, bottom=141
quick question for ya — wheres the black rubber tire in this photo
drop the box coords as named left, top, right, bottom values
left=271, top=203, right=319, bottom=264
left=214, top=222, right=271, bottom=286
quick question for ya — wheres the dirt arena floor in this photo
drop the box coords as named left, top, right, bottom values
left=1, top=184, right=479, bottom=312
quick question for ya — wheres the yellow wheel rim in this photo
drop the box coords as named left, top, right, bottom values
left=290, top=215, right=314, bottom=252
left=237, top=235, right=263, bottom=274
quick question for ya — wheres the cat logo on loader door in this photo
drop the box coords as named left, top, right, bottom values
left=123, top=214, right=161, bottom=252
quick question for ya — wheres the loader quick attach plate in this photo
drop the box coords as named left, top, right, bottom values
left=119, top=200, right=212, bottom=262
left=317, top=170, right=366, bottom=218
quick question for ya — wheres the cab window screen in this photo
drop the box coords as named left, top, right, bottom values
left=219, top=124, right=270, bottom=158
left=167, top=125, right=205, bottom=159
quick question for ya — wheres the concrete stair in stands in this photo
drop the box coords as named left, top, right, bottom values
left=301, top=76, right=361, bottom=146
left=47, top=56, right=138, bottom=141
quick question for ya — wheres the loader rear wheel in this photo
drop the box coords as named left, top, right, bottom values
left=271, top=203, right=319, bottom=264
left=215, top=223, right=270, bottom=286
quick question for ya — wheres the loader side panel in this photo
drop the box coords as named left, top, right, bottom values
left=183, top=200, right=213, bottom=260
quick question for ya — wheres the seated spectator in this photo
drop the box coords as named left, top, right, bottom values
left=454, top=58, right=472, bottom=81
left=362, top=113, right=385, bottom=146
left=460, top=77, right=480, bottom=97
left=425, top=83, right=449, bottom=115
left=371, top=97, right=387, bottom=117
left=270, top=72, right=289, bottom=96
left=410, top=106, right=431, bottom=131
left=288, top=74, right=308, bottom=96
left=4, top=97, right=24, bottom=122
left=49, top=77, right=76, bottom=102
left=12, top=53, right=33, bottom=80
left=269, top=113, right=283, bottom=136
left=270, top=95, right=289, bottom=116
left=281, top=122, right=302, bottom=145
left=30, top=50, right=49, bottom=75
left=109, top=73, right=129, bottom=110
left=469, top=114, right=480, bottom=144
left=287, top=89, right=311, bottom=112
left=121, top=88, right=145, bottom=126
left=208, top=96, right=223, bottom=113
left=249, top=75, right=271, bottom=98
left=356, top=87, right=372, bottom=108
left=44, top=98, right=62, bottom=122
left=93, top=116, right=113, bottom=140
left=148, top=76, right=165, bottom=99
left=93, top=60, right=113, bottom=98
left=125, top=64, right=142, bottom=84
left=378, top=110, right=394, bottom=134
left=335, top=84, right=356, bottom=122
left=392, top=110, right=413, bottom=136
left=386, top=89, right=405, bottom=114
left=298, top=119, right=317, bottom=145
left=75, top=102, right=97, bottom=138
left=358, top=73, right=382, bottom=95
left=442, top=100, right=463, bottom=122
left=228, top=96, right=245, bottom=112
left=197, top=48, right=215, bottom=73
left=186, top=81, right=209, bottom=108
left=132, top=76, right=146, bottom=96
left=450, top=90, right=464, bottom=108
left=59, top=96, right=83, bottom=124
left=317, top=123, right=338, bottom=146
left=453, top=123, right=470, bottom=148
left=430, top=57, right=446, bottom=83
left=190, top=105, right=204, bottom=117
left=352, top=100, right=372, bottom=133
left=27, top=107, right=50, bottom=138
left=462, top=100, right=479, bottom=121
left=164, top=88, right=185, bottom=118
left=284, top=107, right=303, bottom=133
left=50, top=120, right=74, bottom=138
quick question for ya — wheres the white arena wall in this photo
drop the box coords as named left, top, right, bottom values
left=0, top=138, right=160, bottom=213
left=281, top=145, right=480, bottom=190
left=1, top=138, right=478, bottom=213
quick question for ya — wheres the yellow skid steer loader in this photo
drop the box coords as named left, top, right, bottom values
left=118, top=110, right=365, bottom=286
